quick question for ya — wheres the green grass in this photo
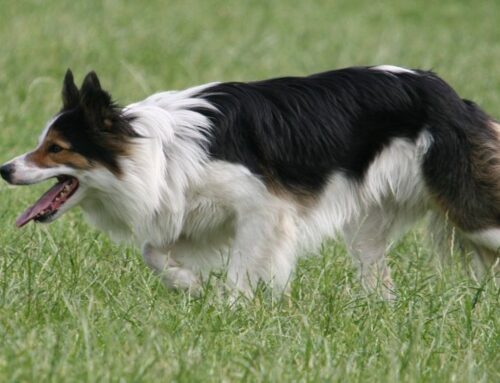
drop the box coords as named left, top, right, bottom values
left=1, top=1, right=500, bottom=381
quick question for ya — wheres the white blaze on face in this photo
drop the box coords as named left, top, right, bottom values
left=2, top=112, right=74, bottom=185
left=38, top=112, right=64, bottom=147
left=2, top=152, right=73, bottom=185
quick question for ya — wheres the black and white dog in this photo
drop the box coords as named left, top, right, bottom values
left=1, top=65, right=499, bottom=298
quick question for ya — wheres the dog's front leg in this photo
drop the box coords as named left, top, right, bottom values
left=141, top=243, right=201, bottom=292
left=227, top=207, right=297, bottom=299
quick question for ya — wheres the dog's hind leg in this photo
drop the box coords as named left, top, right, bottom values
left=473, top=247, right=500, bottom=285
left=464, top=229, right=500, bottom=285
left=343, top=208, right=398, bottom=300
left=142, top=243, right=201, bottom=292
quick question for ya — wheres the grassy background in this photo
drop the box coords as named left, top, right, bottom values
left=1, top=1, right=500, bottom=381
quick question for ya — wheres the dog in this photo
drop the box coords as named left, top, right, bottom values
left=1, top=65, right=499, bottom=299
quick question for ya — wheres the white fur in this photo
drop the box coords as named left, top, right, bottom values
left=371, top=65, right=416, bottom=74
left=3, top=153, right=73, bottom=185
left=465, top=229, right=500, bottom=285
left=72, top=82, right=436, bottom=298
left=38, top=112, right=65, bottom=146
left=467, top=229, right=500, bottom=251
left=3, top=82, right=468, bottom=298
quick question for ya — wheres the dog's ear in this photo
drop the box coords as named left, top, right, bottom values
left=62, top=69, right=80, bottom=109
left=80, top=71, right=114, bottom=126
left=81, top=71, right=102, bottom=93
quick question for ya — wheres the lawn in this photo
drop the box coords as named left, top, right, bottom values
left=0, top=1, right=499, bottom=382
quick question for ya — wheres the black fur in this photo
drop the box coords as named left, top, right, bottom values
left=198, top=67, right=432, bottom=193
left=419, top=86, right=498, bottom=230
left=55, top=70, right=138, bottom=174
left=196, top=66, right=497, bottom=229
left=196, top=67, right=488, bottom=191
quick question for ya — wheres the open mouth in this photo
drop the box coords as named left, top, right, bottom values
left=16, top=176, right=79, bottom=227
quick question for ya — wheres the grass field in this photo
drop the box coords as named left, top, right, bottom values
left=1, top=1, right=500, bottom=382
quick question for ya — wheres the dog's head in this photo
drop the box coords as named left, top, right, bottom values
left=0, top=70, right=138, bottom=227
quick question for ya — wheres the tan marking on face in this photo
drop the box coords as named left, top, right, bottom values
left=27, top=128, right=92, bottom=170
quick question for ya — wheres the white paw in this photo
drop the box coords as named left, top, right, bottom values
left=162, top=267, right=201, bottom=293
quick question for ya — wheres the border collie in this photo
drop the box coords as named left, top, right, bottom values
left=1, top=66, right=499, bottom=299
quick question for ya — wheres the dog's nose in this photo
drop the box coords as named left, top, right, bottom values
left=0, top=163, right=14, bottom=182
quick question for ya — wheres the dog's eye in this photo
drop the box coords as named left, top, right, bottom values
left=48, top=144, right=63, bottom=154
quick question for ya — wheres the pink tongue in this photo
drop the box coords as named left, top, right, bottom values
left=16, top=180, right=68, bottom=228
